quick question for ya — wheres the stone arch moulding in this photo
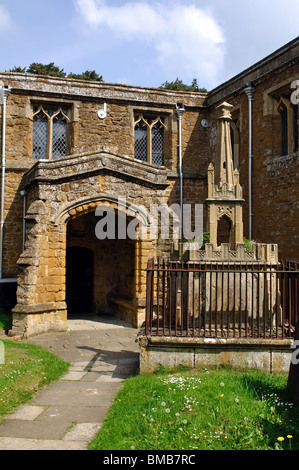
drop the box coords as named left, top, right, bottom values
left=59, top=194, right=154, bottom=329
left=216, top=213, right=233, bottom=247
left=216, top=206, right=233, bottom=222
left=52, top=194, right=151, bottom=228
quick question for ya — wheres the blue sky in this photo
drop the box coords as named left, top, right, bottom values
left=0, top=0, right=298, bottom=90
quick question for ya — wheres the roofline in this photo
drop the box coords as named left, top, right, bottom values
left=206, top=36, right=299, bottom=105
left=0, top=71, right=207, bottom=106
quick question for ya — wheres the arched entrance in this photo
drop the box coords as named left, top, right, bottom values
left=66, top=246, right=94, bottom=315
left=65, top=208, right=137, bottom=323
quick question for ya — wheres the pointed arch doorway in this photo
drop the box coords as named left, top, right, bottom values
left=217, top=215, right=232, bottom=247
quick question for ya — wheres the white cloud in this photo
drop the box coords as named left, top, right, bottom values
left=74, top=0, right=225, bottom=87
left=205, top=0, right=299, bottom=84
left=0, top=4, right=12, bottom=33
left=75, top=0, right=164, bottom=37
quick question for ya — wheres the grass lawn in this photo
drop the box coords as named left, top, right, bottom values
left=0, top=339, right=69, bottom=420
left=89, top=367, right=299, bottom=451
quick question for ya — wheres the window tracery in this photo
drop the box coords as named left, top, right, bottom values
left=276, top=96, right=298, bottom=156
left=134, top=114, right=166, bottom=166
left=32, top=105, right=69, bottom=159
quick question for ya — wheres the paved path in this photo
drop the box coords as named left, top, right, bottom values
left=0, top=316, right=140, bottom=450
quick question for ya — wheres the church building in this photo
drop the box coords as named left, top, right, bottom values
left=0, top=37, right=298, bottom=337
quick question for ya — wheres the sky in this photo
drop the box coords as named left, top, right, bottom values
left=0, top=0, right=298, bottom=91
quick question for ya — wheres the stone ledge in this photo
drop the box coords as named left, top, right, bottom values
left=138, top=335, right=294, bottom=374
left=12, top=302, right=67, bottom=314
left=107, top=296, right=135, bottom=311
left=137, top=334, right=293, bottom=349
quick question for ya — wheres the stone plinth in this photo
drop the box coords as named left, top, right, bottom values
left=171, top=241, right=279, bottom=263
left=138, top=335, right=293, bottom=374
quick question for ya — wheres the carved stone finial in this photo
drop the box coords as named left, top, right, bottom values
left=206, top=102, right=244, bottom=251
left=214, top=102, right=234, bottom=188
left=216, top=101, right=233, bottom=121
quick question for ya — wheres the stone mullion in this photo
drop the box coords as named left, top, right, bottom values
left=147, top=124, right=152, bottom=164
left=48, top=116, right=53, bottom=159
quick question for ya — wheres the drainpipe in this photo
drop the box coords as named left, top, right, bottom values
left=245, top=82, right=255, bottom=242
left=175, top=103, right=185, bottom=242
left=0, top=85, right=11, bottom=279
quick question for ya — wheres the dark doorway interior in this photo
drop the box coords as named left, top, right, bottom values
left=66, top=246, right=94, bottom=314
left=217, top=215, right=232, bottom=247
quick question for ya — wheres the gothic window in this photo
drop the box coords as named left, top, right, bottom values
left=277, top=97, right=298, bottom=156
left=134, top=121, right=148, bottom=163
left=152, top=123, right=164, bottom=166
left=32, top=105, right=70, bottom=159
left=134, top=114, right=166, bottom=166
left=33, top=109, right=48, bottom=160
left=280, top=102, right=288, bottom=156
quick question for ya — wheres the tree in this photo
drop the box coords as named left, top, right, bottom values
left=5, top=63, right=104, bottom=82
left=67, top=70, right=103, bottom=81
left=7, top=66, right=27, bottom=73
left=160, top=78, right=207, bottom=92
left=26, top=62, right=66, bottom=77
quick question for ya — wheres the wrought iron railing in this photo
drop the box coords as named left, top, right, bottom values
left=145, top=259, right=299, bottom=339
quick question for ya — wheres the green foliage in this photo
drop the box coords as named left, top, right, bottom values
left=67, top=69, right=103, bottom=81
left=186, top=232, right=210, bottom=246
left=0, top=340, right=69, bottom=419
left=6, top=63, right=103, bottom=81
left=7, top=66, right=27, bottom=73
left=0, top=308, right=12, bottom=331
left=160, top=78, right=207, bottom=92
left=89, top=368, right=299, bottom=451
left=26, top=62, right=66, bottom=77
left=243, top=237, right=253, bottom=251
